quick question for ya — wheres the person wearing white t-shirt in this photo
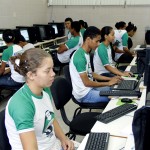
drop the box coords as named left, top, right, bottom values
left=113, top=21, right=134, bottom=63
left=93, top=26, right=131, bottom=77
left=53, top=21, right=83, bottom=67
left=5, top=48, right=74, bottom=150
left=0, top=29, right=25, bottom=86
left=70, top=26, right=121, bottom=103
left=14, top=34, right=34, bottom=51
left=64, top=17, right=73, bottom=40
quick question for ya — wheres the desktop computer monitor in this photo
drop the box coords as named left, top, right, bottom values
left=49, top=22, right=65, bottom=37
left=20, top=29, right=30, bottom=42
left=0, top=30, right=7, bottom=52
left=33, top=24, right=55, bottom=42
left=16, top=26, right=37, bottom=44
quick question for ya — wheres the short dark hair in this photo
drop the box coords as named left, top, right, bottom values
left=65, top=17, right=73, bottom=23
left=126, top=22, right=135, bottom=32
left=83, top=26, right=101, bottom=42
left=2, top=29, right=15, bottom=43
left=115, top=21, right=126, bottom=29
left=14, top=34, right=26, bottom=44
left=71, top=21, right=80, bottom=33
left=79, top=20, right=85, bottom=27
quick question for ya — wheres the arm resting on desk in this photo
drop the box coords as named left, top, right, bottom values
left=57, top=44, right=68, bottom=54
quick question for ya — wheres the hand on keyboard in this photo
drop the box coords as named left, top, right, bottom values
left=122, top=71, right=133, bottom=77
left=108, top=76, right=122, bottom=86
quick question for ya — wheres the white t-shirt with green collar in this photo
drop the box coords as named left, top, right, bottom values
left=69, top=47, right=93, bottom=100
left=57, top=35, right=83, bottom=63
left=114, top=30, right=128, bottom=61
left=94, top=42, right=113, bottom=74
left=5, top=84, right=61, bottom=150
left=2, top=44, right=25, bottom=83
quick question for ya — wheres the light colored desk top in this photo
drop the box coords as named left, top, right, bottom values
left=77, top=134, right=127, bottom=150
left=129, top=56, right=137, bottom=66
left=133, top=45, right=145, bottom=51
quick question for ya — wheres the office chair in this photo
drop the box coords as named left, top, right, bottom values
left=0, top=109, right=11, bottom=150
left=63, top=65, right=108, bottom=116
left=51, top=77, right=99, bottom=140
left=132, top=106, right=150, bottom=150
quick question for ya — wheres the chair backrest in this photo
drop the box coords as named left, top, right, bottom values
left=0, top=109, right=11, bottom=150
left=51, top=77, right=72, bottom=110
left=63, top=65, right=72, bottom=87
left=132, top=106, right=150, bottom=150
left=89, top=51, right=94, bottom=72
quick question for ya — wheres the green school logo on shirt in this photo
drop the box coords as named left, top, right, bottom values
left=43, top=110, right=54, bottom=136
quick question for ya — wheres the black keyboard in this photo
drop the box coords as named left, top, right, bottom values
left=140, top=44, right=146, bottom=48
left=85, top=132, right=110, bottom=150
left=49, top=45, right=59, bottom=49
left=96, top=104, right=137, bottom=123
left=100, top=90, right=141, bottom=97
left=115, top=80, right=137, bottom=90
left=130, top=66, right=138, bottom=74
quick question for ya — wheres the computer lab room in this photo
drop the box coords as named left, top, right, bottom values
left=0, top=0, right=150, bottom=150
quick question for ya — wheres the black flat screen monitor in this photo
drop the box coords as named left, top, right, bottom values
left=20, top=29, right=30, bottom=42
left=16, top=26, right=37, bottom=44
left=49, top=22, right=65, bottom=37
left=0, top=33, right=6, bottom=47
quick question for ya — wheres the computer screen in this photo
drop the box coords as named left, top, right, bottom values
left=52, top=25, right=58, bottom=34
left=20, top=29, right=29, bottom=41
left=0, top=33, right=6, bottom=47
left=39, top=26, right=47, bottom=40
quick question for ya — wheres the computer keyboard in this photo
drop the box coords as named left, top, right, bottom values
left=130, top=66, right=138, bottom=74
left=49, top=45, right=59, bottom=49
left=115, top=80, right=137, bottom=90
left=96, top=104, right=137, bottom=123
left=100, top=90, right=141, bottom=97
left=140, top=44, right=146, bottom=48
left=84, top=132, right=110, bottom=150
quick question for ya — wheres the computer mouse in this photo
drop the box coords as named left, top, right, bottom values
left=121, top=98, right=133, bottom=103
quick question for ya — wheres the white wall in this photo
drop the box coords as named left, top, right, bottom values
left=0, top=0, right=48, bottom=28
left=0, top=0, right=150, bottom=47
left=47, top=5, right=150, bottom=47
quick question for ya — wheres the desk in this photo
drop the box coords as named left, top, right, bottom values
left=77, top=134, right=126, bottom=150
left=34, top=36, right=67, bottom=48
left=133, top=45, right=145, bottom=51
left=78, top=85, right=146, bottom=149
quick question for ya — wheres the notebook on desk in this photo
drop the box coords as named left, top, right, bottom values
left=140, top=44, right=146, bottom=48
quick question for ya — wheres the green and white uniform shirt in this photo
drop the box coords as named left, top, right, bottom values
left=67, top=31, right=73, bottom=40
left=2, top=44, right=25, bottom=83
left=114, top=30, right=128, bottom=61
left=5, top=84, right=59, bottom=150
left=80, top=28, right=86, bottom=38
left=57, top=35, right=83, bottom=63
left=70, top=48, right=93, bottom=100
left=94, top=42, right=114, bottom=74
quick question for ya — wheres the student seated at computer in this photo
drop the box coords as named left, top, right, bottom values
left=14, top=34, right=34, bottom=51
left=79, top=20, right=86, bottom=37
left=0, top=29, right=25, bottom=87
left=5, top=48, right=74, bottom=150
left=93, top=26, right=132, bottom=77
left=64, top=17, right=73, bottom=39
left=113, top=21, right=134, bottom=63
left=70, top=26, right=121, bottom=103
left=53, top=21, right=83, bottom=66
left=126, top=22, right=137, bottom=50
